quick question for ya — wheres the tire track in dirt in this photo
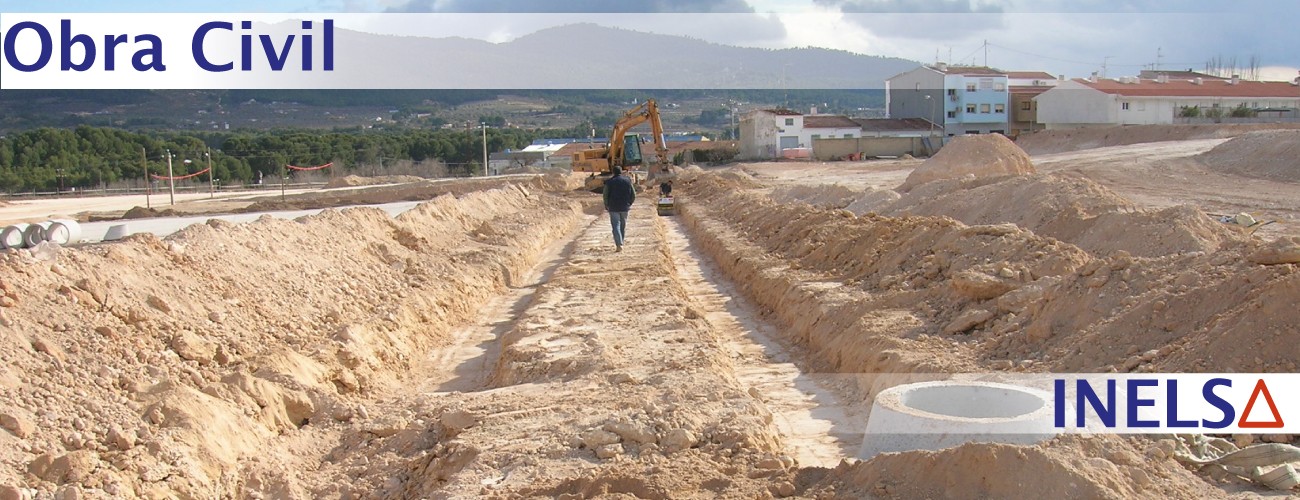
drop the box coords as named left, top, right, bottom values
left=661, top=216, right=867, bottom=468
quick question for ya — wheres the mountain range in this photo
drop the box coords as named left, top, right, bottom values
left=327, top=23, right=919, bottom=89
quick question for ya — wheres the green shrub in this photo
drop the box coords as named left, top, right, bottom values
left=1230, top=104, right=1258, bottom=118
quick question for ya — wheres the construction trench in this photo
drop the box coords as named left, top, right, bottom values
left=2, top=130, right=1300, bottom=498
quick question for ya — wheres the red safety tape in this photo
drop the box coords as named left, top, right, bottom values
left=150, top=167, right=211, bottom=181
left=286, top=162, right=333, bottom=171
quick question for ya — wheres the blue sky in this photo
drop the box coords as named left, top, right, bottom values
left=3, top=0, right=1296, bottom=80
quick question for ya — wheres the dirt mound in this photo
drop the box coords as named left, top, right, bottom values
left=526, top=171, right=586, bottom=191
left=1198, top=129, right=1300, bottom=182
left=844, top=189, right=902, bottom=214
left=0, top=187, right=583, bottom=497
left=768, top=184, right=867, bottom=209
left=324, top=174, right=425, bottom=189
left=811, top=436, right=1217, bottom=499
left=881, top=173, right=1242, bottom=257
left=899, top=134, right=1035, bottom=192
left=1017, top=123, right=1300, bottom=155
left=120, top=206, right=179, bottom=219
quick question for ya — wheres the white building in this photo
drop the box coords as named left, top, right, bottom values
left=488, top=142, right=567, bottom=174
left=1036, top=76, right=1300, bottom=129
left=804, top=115, right=862, bottom=142
left=739, top=109, right=859, bottom=160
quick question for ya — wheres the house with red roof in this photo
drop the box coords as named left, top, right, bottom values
left=1035, top=75, right=1300, bottom=129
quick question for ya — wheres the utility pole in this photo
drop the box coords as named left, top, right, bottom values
left=481, top=122, right=488, bottom=177
left=206, top=147, right=214, bottom=198
left=730, top=104, right=737, bottom=140
left=925, top=95, right=936, bottom=136
left=983, top=39, right=988, bottom=67
left=1102, top=56, right=1114, bottom=79
left=1156, top=47, right=1163, bottom=71
left=142, top=147, right=150, bottom=209
left=165, top=148, right=175, bottom=206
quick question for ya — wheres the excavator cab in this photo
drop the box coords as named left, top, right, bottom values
left=622, top=134, right=644, bottom=167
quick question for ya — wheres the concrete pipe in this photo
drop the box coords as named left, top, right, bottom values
left=1, top=223, right=30, bottom=249
left=45, top=219, right=82, bottom=245
left=22, top=222, right=51, bottom=248
left=858, top=381, right=1057, bottom=458
left=103, top=224, right=131, bottom=242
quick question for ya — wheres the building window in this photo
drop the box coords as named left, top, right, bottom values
left=1121, top=102, right=1130, bottom=110
left=947, top=89, right=957, bottom=96
left=785, top=118, right=794, bottom=126
left=843, top=134, right=853, bottom=138
left=980, top=104, right=991, bottom=113
left=948, top=110, right=958, bottom=118
left=811, top=134, right=821, bottom=140
left=994, top=104, right=1005, bottom=113
left=966, top=83, right=977, bottom=92
left=966, top=104, right=976, bottom=113
left=1020, top=101, right=1032, bottom=111
left=994, top=83, right=1006, bottom=91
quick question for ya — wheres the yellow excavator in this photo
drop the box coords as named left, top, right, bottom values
left=572, top=98, right=675, bottom=193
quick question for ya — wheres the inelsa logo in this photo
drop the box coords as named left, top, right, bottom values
left=1053, top=376, right=1287, bottom=432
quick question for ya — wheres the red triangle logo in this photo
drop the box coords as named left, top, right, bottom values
left=1238, top=379, right=1284, bottom=428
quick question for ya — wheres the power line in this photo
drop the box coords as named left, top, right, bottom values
left=985, top=42, right=1203, bottom=69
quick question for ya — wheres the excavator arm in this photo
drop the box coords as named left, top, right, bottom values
left=573, top=98, right=671, bottom=176
left=607, top=99, right=670, bottom=170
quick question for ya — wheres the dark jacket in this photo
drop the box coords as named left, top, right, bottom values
left=603, top=174, right=636, bottom=212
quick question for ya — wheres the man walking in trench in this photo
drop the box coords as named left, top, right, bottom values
left=603, top=166, right=636, bottom=252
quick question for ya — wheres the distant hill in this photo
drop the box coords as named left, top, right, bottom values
left=328, top=23, right=919, bottom=89
left=0, top=24, right=914, bottom=132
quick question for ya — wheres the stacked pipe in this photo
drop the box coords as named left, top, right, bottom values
left=0, top=219, right=82, bottom=249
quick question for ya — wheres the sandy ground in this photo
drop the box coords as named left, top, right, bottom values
left=741, top=136, right=1300, bottom=239
left=2, top=128, right=1299, bottom=498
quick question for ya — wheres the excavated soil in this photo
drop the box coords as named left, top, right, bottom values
left=324, top=174, right=427, bottom=188
left=899, top=134, right=1035, bottom=192
left=1198, top=130, right=1300, bottom=183
left=768, top=184, right=868, bottom=209
left=1016, top=123, right=1300, bottom=155
left=0, top=185, right=585, bottom=497
left=2, top=137, right=1299, bottom=499
left=875, top=173, right=1243, bottom=258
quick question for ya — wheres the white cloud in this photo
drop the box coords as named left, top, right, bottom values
left=1258, top=66, right=1300, bottom=83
